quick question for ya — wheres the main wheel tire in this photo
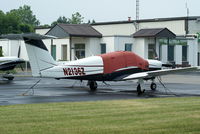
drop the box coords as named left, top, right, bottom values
left=89, top=81, right=97, bottom=91
left=150, top=83, right=157, bottom=91
left=137, top=84, right=142, bottom=95
left=3, top=76, right=14, bottom=81
left=7, top=77, right=14, bottom=81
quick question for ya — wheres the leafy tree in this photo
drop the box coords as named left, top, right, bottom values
left=51, top=12, right=84, bottom=26
left=68, top=12, right=84, bottom=24
left=87, top=19, right=96, bottom=24
left=8, top=5, right=40, bottom=26
left=91, top=19, right=96, bottom=24
left=51, top=16, right=69, bottom=26
left=197, top=32, right=200, bottom=42
left=0, top=11, right=21, bottom=34
left=38, top=24, right=51, bottom=28
left=0, top=5, right=38, bottom=34
left=0, top=47, right=3, bottom=57
left=19, top=23, right=34, bottom=33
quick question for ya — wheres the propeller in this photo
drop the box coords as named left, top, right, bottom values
left=153, top=46, right=174, bottom=68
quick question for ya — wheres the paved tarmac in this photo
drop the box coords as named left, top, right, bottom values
left=0, top=71, right=200, bottom=105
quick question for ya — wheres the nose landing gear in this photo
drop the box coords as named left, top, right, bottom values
left=137, top=79, right=145, bottom=95
left=136, top=78, right=157, bottom=95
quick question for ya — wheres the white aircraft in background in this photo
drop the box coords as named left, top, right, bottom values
left=1, top=34, right=197, bottom=94
left=0, top=56, right=24, bottom=80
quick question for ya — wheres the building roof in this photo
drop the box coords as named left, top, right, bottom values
left=92, top=16, right=200, bottom=26
left=46, top=24, right=102, bottom=38
left=132, top=28, right=176, bottom=38
left=0, top=33, right=56, bottom=40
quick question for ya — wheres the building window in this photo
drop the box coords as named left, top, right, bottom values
left=100, top=43, right=106, bottom=54
left=51, top=45, right=56, bottom=60
left=182, top=45, right=188, bottom=61
left=62, top=45, right=68, bottom=61
left=75, top=44, right=85, bottom=59
left=148, top=44, right=156, bottom=59
left=125, top=43, right=132, bottom=51
left=168, top=45, right=174, bottom=61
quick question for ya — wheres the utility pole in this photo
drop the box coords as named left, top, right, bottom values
left=136, top=0, right=139, bottom=20
left=136, top=0, right=139, bottom=31
left=185, top=1, right=189, bottom=34
left=185, top=2, right=189, bottom=17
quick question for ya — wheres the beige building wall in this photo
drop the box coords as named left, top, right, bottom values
left=93, top=20, right=186, bottom=36
left=93, top=23, right=136, bottom=36
left=139, top=20, right=186, bottom=35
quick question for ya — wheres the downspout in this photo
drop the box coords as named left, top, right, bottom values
left=70, top=36, right=72, bottom=61
left=51, top=39, right=53, bottom=56
left=185, top=17, right=189, bottom=34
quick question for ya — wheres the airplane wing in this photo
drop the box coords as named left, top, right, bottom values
left=123, top=67, right=198, bottom=80
left=0, top=60, right=24, bottom=71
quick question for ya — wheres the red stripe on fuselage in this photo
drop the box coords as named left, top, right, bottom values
left=100, top=51, right=149, bottom=74
left=66, top=65, right=103, bottom=67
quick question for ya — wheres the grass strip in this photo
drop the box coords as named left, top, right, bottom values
left=0, top=97, right=200, bottom=134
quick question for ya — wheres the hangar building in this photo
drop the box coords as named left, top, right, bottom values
left=0, top=16, right=200, bottom=66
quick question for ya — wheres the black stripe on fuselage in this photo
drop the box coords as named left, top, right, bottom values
left=56, top=67, right=162, bottom=81
left=56, top=67, right=161, bottom=81
left=148, top=68, right=162, bottom=71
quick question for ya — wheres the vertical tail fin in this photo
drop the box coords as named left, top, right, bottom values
left=24, top=37, right=57, bottom=77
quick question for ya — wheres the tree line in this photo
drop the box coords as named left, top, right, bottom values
left=0, top=5, right=95, bottom=35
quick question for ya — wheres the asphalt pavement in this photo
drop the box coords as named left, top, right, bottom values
left=0, top=71, right=200, bottom=105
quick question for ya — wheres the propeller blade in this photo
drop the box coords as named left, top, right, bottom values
left=162, top=63, right=175, bottom=68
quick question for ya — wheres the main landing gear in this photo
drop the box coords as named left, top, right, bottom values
left=150, top=82, right=157, bottom=91
left=137, top=79, right=157, bottom=95
left=1, top=73, right=14, bottom=81
left=88, top=81, right=98, bottom=92
left=137, top=79, right=145, bottom=95
left=150, top=78, right=157, bottom=91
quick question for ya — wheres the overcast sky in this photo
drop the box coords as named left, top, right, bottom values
left=1, top=0, right=199, bottom=25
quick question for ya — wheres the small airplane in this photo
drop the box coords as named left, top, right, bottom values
left=1, top=33, right=198, bottom=94
left=0, top=56, right=24, bottom=80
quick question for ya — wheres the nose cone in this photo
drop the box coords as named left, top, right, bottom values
left=147, top=59, right=162, bottom=69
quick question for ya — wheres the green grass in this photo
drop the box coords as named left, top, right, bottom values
left=0, top=97, right=200, bottom=134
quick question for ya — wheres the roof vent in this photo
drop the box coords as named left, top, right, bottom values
left=128, top=17, right=131, bottom=22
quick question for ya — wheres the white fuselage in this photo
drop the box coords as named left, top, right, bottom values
left=41, top=56, right=104, bottom=78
